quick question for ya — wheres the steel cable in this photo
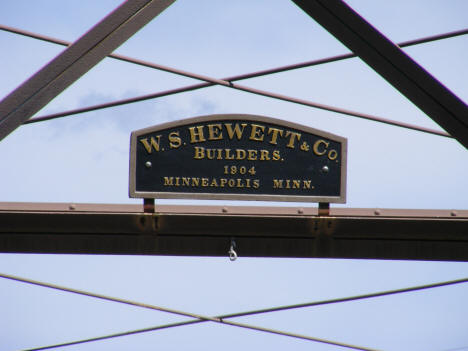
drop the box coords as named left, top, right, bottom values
left=1, top=272, right=467, bottom=351
left=0, top=272, right=377, bottom=351
left=1, top=24, right=465, bottom=137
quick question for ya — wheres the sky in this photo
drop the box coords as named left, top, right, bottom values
left=0, top=0, right=468, bottom=350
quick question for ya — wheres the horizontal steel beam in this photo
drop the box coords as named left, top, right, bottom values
left=0, top=203, right=467, bottom=261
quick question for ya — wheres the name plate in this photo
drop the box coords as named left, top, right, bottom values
left=129, top=114, right=347, bottom=203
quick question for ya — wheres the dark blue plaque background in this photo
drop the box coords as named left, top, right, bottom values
left=132, top=118, right=344, bottom=199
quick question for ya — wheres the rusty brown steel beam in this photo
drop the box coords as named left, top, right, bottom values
left=0, top=203, right=467, bottom=261
left=292, top=0, right=468, bottom=148
left=0, top=0, right=175, bottom=141
left=1, top=202, right=466, bottom=217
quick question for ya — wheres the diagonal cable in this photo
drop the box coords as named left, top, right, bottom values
left=2, top=25, right=464, bottom=137
left=28, top=75, right=451, bottom=138
left=24, top=320, right=376, bottom=351
left=1, top=24, right=467, bottom=87
left=0, top=272, right=378, bottom=351
left=19, top=276, right=468, bottom=351
left=3, top=273, right=468, bottom=351
left=24, top=70, right=451, bottom=138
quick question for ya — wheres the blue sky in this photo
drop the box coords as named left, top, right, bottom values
left=0, top=1, right=468, bottom=350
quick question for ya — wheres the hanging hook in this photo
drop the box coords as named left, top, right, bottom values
left=228, top=238, right=237, bottom=261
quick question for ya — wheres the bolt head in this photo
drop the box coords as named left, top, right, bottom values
left=322, top=165, right=329, bottom=173
left=145, top=161, right=152, bottom=168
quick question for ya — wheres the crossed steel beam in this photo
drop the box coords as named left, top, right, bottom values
left=0, top=0, right=175, bottom=140
left=0, top=0, right=467, bottom=148
left=1, top=3, right=468, bottom=348
left=292, top=0, right=468, bottom=148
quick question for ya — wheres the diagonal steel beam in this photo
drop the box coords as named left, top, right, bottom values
left=292, top=0, right=468, bottom=149
left=0, top=0, right=175, bottom=141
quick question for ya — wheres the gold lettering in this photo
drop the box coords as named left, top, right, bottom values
left=328, top=149, right=338, bottom=160
left=191, top=177, right=200, bottom=186
left=274, top=179, right=313, bottom=190
left=267, top=127, right=284, bottom=145
left=250, top=124, right=265, bottom=142
left=260, top=149, right=270, bottom=161
left=216, top=149, right=223, bottom=160
left=285, top=131, right=301, bottom=148
left=313, top=139, right=329, bottom=156
left=163, top=177, right=174, bottom=186
left=247, top=149, right=258, bottom=160
left=207, top=124, right=223, bottom=140
left=225, top=149, right=235, bottom=160
left=225, top=123, right=247, bottom=140
left=236, top=149, right=246, bottom=160
left=168, top=131, right=182, bottom=149
left=194, top=146, right=205, bottom=159
left=163, top=176, right=266, bottom=189
left=189, top=125, right=206, bottom=143
left=273, top=179, right=283, bottom=189
left=195, top=147, right=282, bottom=161
left=272, top=150, right=281, bottom=161
left=206, top=149, right=216, bottom=160
left=140, top=136, right=161, bottom=154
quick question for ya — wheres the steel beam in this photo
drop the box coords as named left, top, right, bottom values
left=1, top=203, right=467, bottom=261
left=292, top=0, right=468, bottom=149
left=0, top=0, right=175, bottom=141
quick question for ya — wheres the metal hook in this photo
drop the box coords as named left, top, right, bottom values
left=228, top=238, right=237, bottom=261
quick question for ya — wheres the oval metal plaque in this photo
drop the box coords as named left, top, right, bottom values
left=129, top=114, right=347, bottom=203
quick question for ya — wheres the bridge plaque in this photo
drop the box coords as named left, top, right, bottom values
left=129, top=114, right=347, bottom=203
